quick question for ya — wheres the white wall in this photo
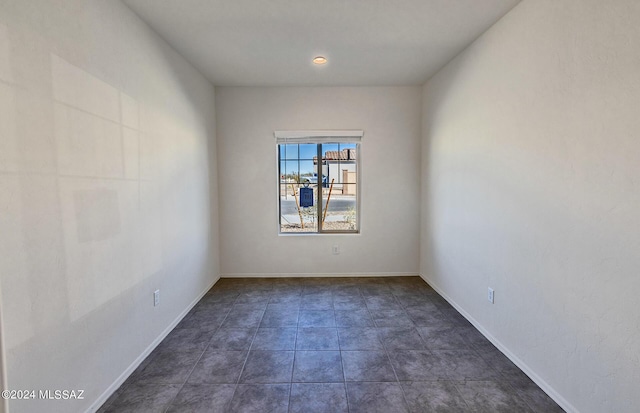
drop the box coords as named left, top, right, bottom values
left=216, top=87, right=421, bottom=277
left=420, top=1, right=640, bottom=412
left=0, top=1, right=219, bottom=412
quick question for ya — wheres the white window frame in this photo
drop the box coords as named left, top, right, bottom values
left=275, top=130, right=362, bottom=235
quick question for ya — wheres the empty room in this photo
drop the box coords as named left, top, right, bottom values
left=0, top=0, right=638, bottom=412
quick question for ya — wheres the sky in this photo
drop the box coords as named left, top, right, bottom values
left=279, top=143, right=356, bottom=178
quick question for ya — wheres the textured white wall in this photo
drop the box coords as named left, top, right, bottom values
left=216, top=87, right=421, bottom=277
left=0, top=1, right=219, bottom=412
left=420, top=1, right=640, bottom=412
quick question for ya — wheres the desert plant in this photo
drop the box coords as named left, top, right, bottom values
left=344, top=206, right=356, bottom=230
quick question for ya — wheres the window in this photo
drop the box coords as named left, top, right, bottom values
left=276, top=131, right=361, bottom=234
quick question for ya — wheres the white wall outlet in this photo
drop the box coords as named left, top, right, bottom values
left=488, top=287, right=494, bottom=304
left=154, top=289, right=160, bottom=307
left=332, top=245, right=339, bottom=255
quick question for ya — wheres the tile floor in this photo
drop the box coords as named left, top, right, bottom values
left=99, top=277, right=564, bottom=412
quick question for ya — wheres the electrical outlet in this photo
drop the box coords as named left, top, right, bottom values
left=332, top=245, right=339, bottom=255
left=488, top=288, right=494, bottom=304
left=154, top=289, right=160, bottom=307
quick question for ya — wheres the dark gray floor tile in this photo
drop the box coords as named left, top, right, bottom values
left=377, top=327, right=427, bottom=350
left=233, top=301, right=269, bottom=311
left=387, top=279, right=433, bottom=295
left=304, top=286, right=334, bottom=295
left=299, top=309, right=336, bottom=327
left=346, top=382, right=409, bottom=413
left=302, top=287, right=333, bottom=301
left=269, top=293, right=302, bottom=305
left=166, top=384, right=236, bottom=413
left=402, top=302, right=440, bottom=314
left=202, top=291, right=239, bottom=304
left=102, top=277, right=554, bottom=413
left=335, top=309, right=373, bottom=327
left=293, top=351, right=344, bottom=382
left=96, top=390, right=121, bottom=413
left=103, top=383, right=181, bottom=413
left=133, top=350, right=202, bottom=384
left=332, top=289, right=361, bottom=298
left=208, top=328, right=255, bottom=350
left=430, top=295, right=452, bottom=309
left=187, top=350, right=248, bottom=384
left=260, top=305, right=299, bottom=327
left=228, top=384, right=290, bottom=413
left=365, top=294, right=402, bottom=310
left=177, top=310, right=227, bottom=331
left=435, top=350, right=502, bottom=380
left=300, top=295, right=334, bottom=310
left=121, top=352, right=157, bottom=387
left=289, top=383, right=348, bottom=413
left=457, top=325, right=493, bottom=349
left=341, top=351, right=397, bottom=382
left=296, top=328, right=340, bottom=350
left=396, top=293, right=436, bottom=308
left=252, top=328, right=297, bottom=350
left=267, top=301, right=300, bottom=313
left=332, top=286, right=361, bottom=297
left=454, top=380, right=534, bottom=413
left=272, top=284, right=303, bottom=293
left=475, top=346, right=533, bottom=385
left=360, top=286, right=392, bottom=297
left=156, top=328, right=214, bottom=353
left=235, top=292, right=271, bottom=307
left=388, top=350, right=448, bottom=381
left=417, top=326, right=474, bottom=350
left=510, top=380, right=565, bottom=413
left=401, top=381, right=469, bottom=413
left=239, top=350, right=294, bottom=383
left=221, top=309, right=265, bottom=329
left=333, top=296, right=368, bottom=311
left=370, top=310, right=415, bottom=327
left=195, top=294, right=234, bottom=306
left=440, top=307, right=472, bottom=327
left=337, top=327, right=383, bottom=350
left=404, top=306, right=450, bottom=327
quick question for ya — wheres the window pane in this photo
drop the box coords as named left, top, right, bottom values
left=278, top=142, right=357, bottom=234
left=280, top=181, right=318, bottom=233
left=284, top=160, right=300, bottom=183
left=299, top=160, right=315, bottom=183
left=298, top=144, right=317, bottom=160
left=320, top=143, right=357, bottom=232
left=284, top=144, right=299, bottom=160
left=322, top=143, right=339, bottom=154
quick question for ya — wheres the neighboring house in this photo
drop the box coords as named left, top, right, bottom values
left=314, top=149, right=357, bottom=194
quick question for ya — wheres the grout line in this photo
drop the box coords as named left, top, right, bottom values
left=115, top=277, right=550, bottom=413
left=287, top=292, right=302, bottom=411
left=161, top=288, right=240, bottom=413
left=234, top=299, right=268, bottom=386
left=213, top=294, right=243, bottom=412
left=362, top=281, right=415, bottom=410
left=330, top=286, right=352, bottom=412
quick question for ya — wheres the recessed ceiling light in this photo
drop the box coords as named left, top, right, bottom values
left=313, top=56, right=327, bottom=65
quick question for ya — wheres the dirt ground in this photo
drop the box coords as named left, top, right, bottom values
left=281, top=220, right=355, bottom=232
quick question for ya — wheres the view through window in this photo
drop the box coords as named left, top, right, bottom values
left=278, top=142, right=359, bottom=233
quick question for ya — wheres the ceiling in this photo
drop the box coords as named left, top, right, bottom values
left=123, top=0, right=521, bottom=86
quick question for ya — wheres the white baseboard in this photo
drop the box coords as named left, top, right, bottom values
left=221, top=272, right=419, bottom=278
left=86, top=275, right=220, bottom=413
left=419, top=273, right=578, bottom=413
